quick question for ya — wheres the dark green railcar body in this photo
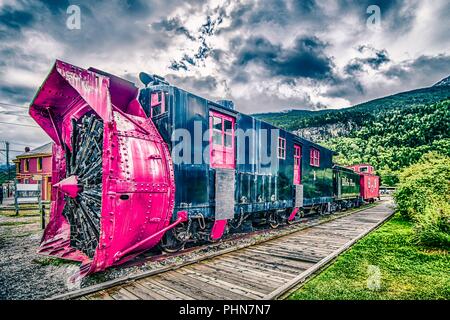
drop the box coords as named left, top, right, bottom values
left=333, top=165, right=361, bottom=200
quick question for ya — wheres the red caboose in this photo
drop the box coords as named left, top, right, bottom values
left=347, top=164, right=380, bottom=202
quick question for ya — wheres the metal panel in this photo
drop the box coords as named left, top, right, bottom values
left=215, top=168, right=236, bottom=220
left=295, top=184, right=303, bottom=208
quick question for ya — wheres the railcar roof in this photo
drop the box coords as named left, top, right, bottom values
left=333, top=164, right=358, bottom=173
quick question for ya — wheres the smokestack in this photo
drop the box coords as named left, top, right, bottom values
left=25, top=147, right=30, bottom=152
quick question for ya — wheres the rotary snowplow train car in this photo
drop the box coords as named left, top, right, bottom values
left=29, top=60, right=379, bottom=276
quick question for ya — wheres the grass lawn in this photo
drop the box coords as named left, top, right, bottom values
left=288, top=213, right=450, bottom=300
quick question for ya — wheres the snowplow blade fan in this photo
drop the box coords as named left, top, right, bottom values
left=29, top=60, right=175, bottom=275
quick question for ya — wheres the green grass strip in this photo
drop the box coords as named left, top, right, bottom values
left=287, top=214, right=450, bottom=300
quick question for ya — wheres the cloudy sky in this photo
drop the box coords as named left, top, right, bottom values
left=0, top=0, right=449, bottom=157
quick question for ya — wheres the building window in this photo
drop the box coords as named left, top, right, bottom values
left=278, top=137, right=286, bottom=159
left=209, top=111, right=235, bottom=169
left=37, top=157, right=43, bottom=171
left=24, top=159, right=30, bottom=172
left=310, top=147, right=320, bottom=167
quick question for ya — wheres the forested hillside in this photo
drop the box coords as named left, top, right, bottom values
left=0, top=164, right=15, bottom=185
left=254, top=82, right=450, bottom=186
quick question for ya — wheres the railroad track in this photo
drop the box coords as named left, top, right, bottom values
left=51, top=199, right=394, bottom=300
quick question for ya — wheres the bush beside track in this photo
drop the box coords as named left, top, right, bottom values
left=394, top=152, right=450, bottom=248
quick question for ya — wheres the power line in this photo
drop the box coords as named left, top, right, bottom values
left=0, top=149, right=25, bottom=152
left=0, top=103, right=32, bottom=117
left=0, top=102, right=29, bottom=109
left=0, top=121, right=40, bottom=128
left=0, top=140, right=39, bottom=147
left=0, top=112, right=32, bottom=118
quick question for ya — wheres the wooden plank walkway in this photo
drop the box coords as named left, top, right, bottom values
left=78, top=200, right=394, bottom=300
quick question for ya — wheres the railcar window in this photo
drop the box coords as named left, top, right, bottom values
left=224, top=119, right=232, bottom=131
left=213, top=116, right=222, bottom=130
left=213, top=130, right=222, bottom=145
left=310, top=148, right=320, bottom=167
left=224, top=133, right=233, bottom=147
left=278, top=137, right=286, bottom=159
left=224, top=119, right=233, bottom=147
left=150, top=91, right=167, bottom=117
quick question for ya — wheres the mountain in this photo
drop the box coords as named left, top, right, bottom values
left=255, top=84, right=450, bottom=131
left=254, top=83, right=450, bottom=186
left=434, top=75, right=450, bottom=87
left=0, top=164, right=15, bottom=185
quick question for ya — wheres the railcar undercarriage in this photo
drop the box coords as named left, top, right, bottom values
left=157, top=202, right=363, bottom=253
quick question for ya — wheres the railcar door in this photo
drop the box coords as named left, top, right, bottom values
left=209, top=110, right=236, bottom=240
left=293, top=144, right=302, bottom=184
left=209, top=111, right=235, bottom=169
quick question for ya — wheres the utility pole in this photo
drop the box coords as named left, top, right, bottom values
left=5, top=141, right=10, bottom=181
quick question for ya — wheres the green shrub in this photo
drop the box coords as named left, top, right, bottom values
left=394, top=152, right=450, bottom=247
left=394, top=152, right=450, bottom=219
left=412, top=198, right=450, bottom=248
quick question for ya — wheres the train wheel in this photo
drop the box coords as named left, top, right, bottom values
left=158, top=222, right=188, bottom=253
left=329, top=202, right=338, bottom=213
left=318, top=204, right=328, bottom=215
left=268, top=211, right=281, bottom=229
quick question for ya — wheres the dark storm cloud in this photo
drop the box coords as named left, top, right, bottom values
left=165, top=74, right=218, bottom=96
left=152, top=16, right=196, bottom=41
left=230, top=0, right=320, bottom=28
left=325, top=76, right=365, bottom=99
left=119, top=0, right=153, bottom=17
left=168, top=14, right=224, bottom=71
left=0, top=6, right=35, bottom=31
left=345, top=46, right=390, bottom=75
left=0, top=85, right=35, bottom=105
left=383, top=54, right=450, bottom=85
left=338, top=53, right=450, bottom=106
left=37, top=0, right=70, bottom=13
left=0, top=3, right=38, bottom=42
left=232, top=35, right=334, bottom=80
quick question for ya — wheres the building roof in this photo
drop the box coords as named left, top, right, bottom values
left=15, top=142, right=53, bottom=159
